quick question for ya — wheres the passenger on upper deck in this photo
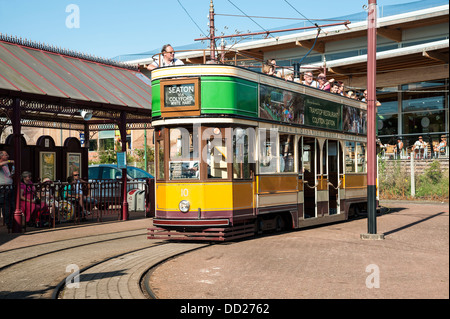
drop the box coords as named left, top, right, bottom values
left=302, top=71, right=318, bottom=88
left=317, top=73, right=335, bottom=92
left=262, top=59, right=281, bottom=77
left=146, top=44, right=184, bottom=71
left=361, top=89, right=382, bottom=106
left=330, top=82, right=340, bottom=94
left=336, top=81, right=345, bottom=96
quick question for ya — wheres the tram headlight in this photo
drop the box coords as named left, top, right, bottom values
left=179, top=200, right=190, bottom=213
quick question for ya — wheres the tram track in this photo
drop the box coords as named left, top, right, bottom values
left=0, top=229, right=148, bottom=272
left=0, top=228, right=209, bottom=299
left=55, top=242, right=209, bottom=299
left=0, top=206, right=388, bottom=299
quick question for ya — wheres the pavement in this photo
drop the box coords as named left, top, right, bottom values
left=0, top=200, right=448, bottom=300
left=149, top=200, right=449, bottom=299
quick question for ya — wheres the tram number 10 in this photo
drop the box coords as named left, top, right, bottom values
left=181, top=189, right=189, bottom=197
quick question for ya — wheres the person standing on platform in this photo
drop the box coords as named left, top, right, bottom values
left=0, top=151, right=15, bottom=230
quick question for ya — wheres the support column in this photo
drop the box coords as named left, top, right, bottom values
left=119, top=112, right=129, bottom=221
left=361, top=0, right=384, bottom=240
left=11, top=98, right=22, bottom=233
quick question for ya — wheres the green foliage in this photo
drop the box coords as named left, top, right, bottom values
left=416, top=160, right=449, bottom=199
left=378, top=158, right=410, bottom=198
left=378, top=158, right=449, bottom=201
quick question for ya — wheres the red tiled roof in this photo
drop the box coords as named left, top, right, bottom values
left=0, top=39, right=152, bottom=110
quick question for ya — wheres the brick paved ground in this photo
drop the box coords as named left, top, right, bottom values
left=149, top=201, right=449, bottom=299
left=0, top=201, right=448, bottom=301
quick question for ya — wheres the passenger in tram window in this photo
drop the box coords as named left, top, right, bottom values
left=146, top=44, right=184, bottom=71
left=302, top=71, right=318, bottom=88
left=317, top=73, right=335, bottom=92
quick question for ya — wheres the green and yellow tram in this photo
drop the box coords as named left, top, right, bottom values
left=147, top=64, right=368, bottom=241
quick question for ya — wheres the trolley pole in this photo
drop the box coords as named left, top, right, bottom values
left=361, top=0, right=384, bottom=240
left=209, top=0, right=216, bottom=62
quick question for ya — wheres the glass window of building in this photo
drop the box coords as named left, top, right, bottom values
left=402, top=80, right=447, bottom=135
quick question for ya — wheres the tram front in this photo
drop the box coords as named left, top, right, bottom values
left=151, top=123, right=257, bottom=240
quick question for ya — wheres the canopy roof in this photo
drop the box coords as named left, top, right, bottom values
left=0, top=35, right=152, bottom=132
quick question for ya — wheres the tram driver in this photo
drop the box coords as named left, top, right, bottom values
left=146, top=44, right=184, bottom=71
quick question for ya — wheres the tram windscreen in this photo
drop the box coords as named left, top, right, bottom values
left=168, top=127, right=200, bottom=180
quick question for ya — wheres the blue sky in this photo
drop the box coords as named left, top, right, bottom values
left=0, top=0, right=420, bottom=59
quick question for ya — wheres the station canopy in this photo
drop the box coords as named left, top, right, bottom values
left=0, top=35, right=152, bottom=132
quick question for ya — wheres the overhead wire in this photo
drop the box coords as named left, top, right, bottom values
left=283, top=0, right=321, bottom=67
left=177, top=0, right=209, bottom=38
left=227, top=0, right=274, bottom=38
left=215, top=13, right=348, bottom=22
left=283, top=0, right=319, bottom=27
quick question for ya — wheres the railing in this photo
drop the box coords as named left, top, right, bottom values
left=148, top=48, right=311, bottom=78
left=379, top=133, right=449, bottom=160
left=1, top=179, right=154, bottom=231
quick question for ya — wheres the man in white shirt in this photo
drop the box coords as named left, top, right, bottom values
left=302, top=71, right=319, bottom=88
left=146, top=44, right=184, bottom=70
left=0, top=151, right=15, bottom=229
left=413, top=136, right=425, bottom=159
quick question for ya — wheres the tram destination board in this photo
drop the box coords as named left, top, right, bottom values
left=161, top=78, right=200, bottom=109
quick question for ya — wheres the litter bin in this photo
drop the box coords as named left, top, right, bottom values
left=135, top=190, right=146, bottom=211
left=127, top=189, right=140, bottom=212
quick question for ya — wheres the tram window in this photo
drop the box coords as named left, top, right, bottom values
left=204, top=128, right=228, bottom=179
left=322, top=141, right=328, bottom=176
left=303, top=144, right=312, bottom=174
left=280, top=134, right=295, bottom=173
left=168, top=127, right=200, bottom=180
left=345, top=141, right=356, bottom=173
left=298, top=137, right=303, bottom=175
left=156, top=129, right=165, bottom=180
left=233, top=128, right=252, bottom=179
left=259, top=129, right=277, bottom=174
left=328, top=141, right=338, bottom=173
left=356, top=143, right=366, bottom=173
